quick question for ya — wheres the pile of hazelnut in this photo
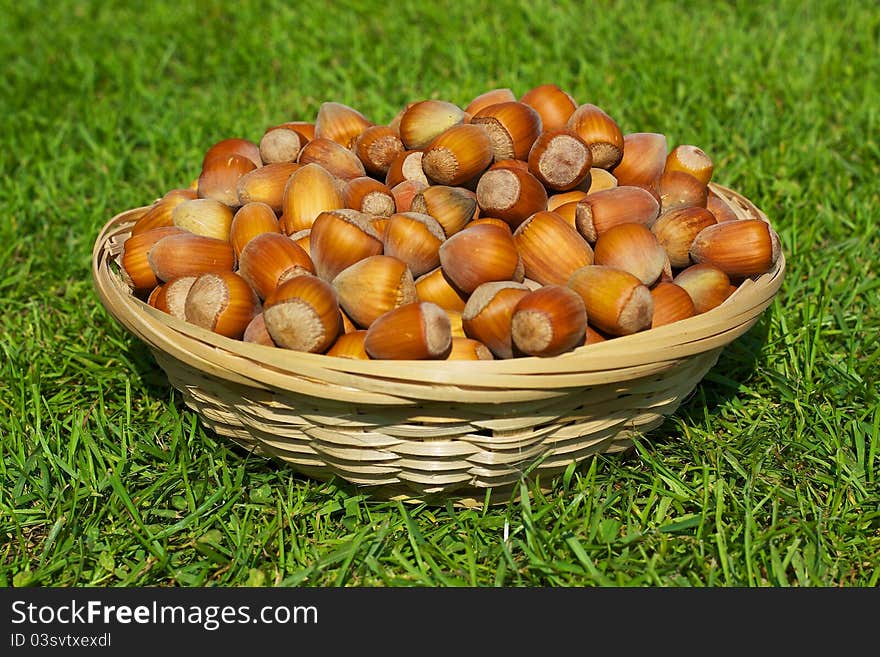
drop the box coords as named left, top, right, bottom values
left=119, top=84, right=781, bottom=361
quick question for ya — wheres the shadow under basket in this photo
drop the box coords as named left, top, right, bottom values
left=92, top=184, right=785, bottom=507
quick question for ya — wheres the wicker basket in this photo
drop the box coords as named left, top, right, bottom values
left=92, top=184, right=785, bottom=506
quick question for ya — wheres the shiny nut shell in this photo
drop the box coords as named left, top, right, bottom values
left=130, top=189, right=198, bottom=236
left=344, top=177, right=396, bottom=217
left=364, top=301, right=452, bottom=360
left=385, top=150, right=428, bottom=188
left=382, top=212, right=446, bottom=278
left=446, top=337, right=494, bottom=360
left=547, top=190, right=588, bottom=213
left=586, top=167, right=618, bottom=194
left=277, top=121, right=316, bottom=143
left=465, top=88, right=517, bottom=116
left=651, top=206, right=717, bottom=269
left=593, top=222, right=668, bottom=286
left=171, top=198, right=235, bottom=241
left=689, top=219, right=781, bottom=277
left=461, top=281, right=530, bottom=359
left=399, top=100, right=466, bottom=150
left=468, top=217, right=511, bottom=232
left=354, top=126, right=405, bottom=177
left=415, top=267, right=468, bottom=312
left=314, top=101, right=373, bottom=148
left=550, top=200, right=579, bottom=228
left=236, top=162, right=300, bottom=212
left=331, top=255, right=418, bottom=329
left=527, top=130, right=593, bottom=191
left=575, top=185, right=660, bottom=243
left=706, top=189, right=741, bottom=223
left=474, top=166, right=548, bottom=229
left=566, top=104, right=624, bottom=170
left=513, top=210, right=594, bottom=286
left=611, top=132, right=668, bottom=197
left=438, top=223, right=524, bottom=294
left=672, top=263, right=733, bottom=314
left=309, top=209, right=383, bottom=282
left=567, top=265, right=653, bottom=336
left=446, top=310, right=466, bottom=338
left=197, top=153, right=257, bottom=207
left=519, top=84, right=578, bottom=132
left=325, top=330, right=370, bottom=359
left=149, top=275, right=196, bottom=320
left=237, top=231, right=315, bottom=299
left=650, top=282, right=696, bottom=328
left=287, top=228, right=312, bottom=257
left=202, top=138, right=262, bottom=169
left=410, top=185, right=478, bottom=237
left=263, top=275, right=341, bottom=352
left=665, top=144, right=714, bottom=186
left=421, top=124, right=494, bottom=186
left=120, top=226, right=186, bottom=295
left=471, top=101, right=543, bottom=162
left=147, top=232, right=235, bottom=282
left=297, top=137, right=366, bottom=181
left=280, top=163, right=345, bottom=234
left=658, top=170, right=708, bottom=214
left=510, top=285, right=587, bottom=357
left=184, top=271, right=261, bottom=339
left=229, top=202, right=281, bottom=259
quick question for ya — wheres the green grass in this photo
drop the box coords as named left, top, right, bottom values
left=1, top=0, right=878, bottom=587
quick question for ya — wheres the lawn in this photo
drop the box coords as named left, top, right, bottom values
left=1, top=0, right=878, bottom=587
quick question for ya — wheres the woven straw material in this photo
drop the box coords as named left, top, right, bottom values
left=92, top=184, right=785, bottom=506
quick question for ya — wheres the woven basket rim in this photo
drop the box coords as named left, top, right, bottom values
left=92, top=183, right=785, bottom=401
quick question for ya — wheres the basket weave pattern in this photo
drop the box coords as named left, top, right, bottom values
left=92, top=184, right=784, bottom=506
